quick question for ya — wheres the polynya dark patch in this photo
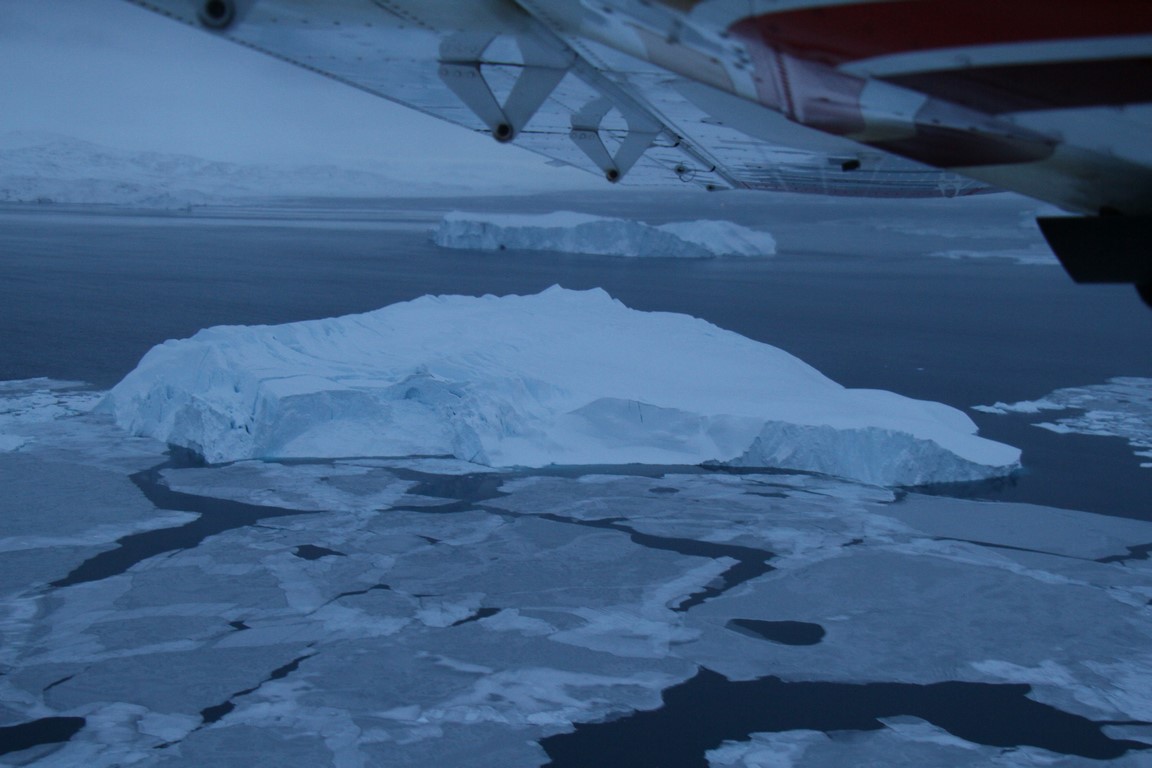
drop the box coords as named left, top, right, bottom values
left=198, top=700, right=236, bottom=726
left=0, top=717, right=85, bottom=757
left=726, top=618, right=825, bottom=645
left=293, top=544, right=346, bottom=561
left=540, top=668, right=1151, bottom=767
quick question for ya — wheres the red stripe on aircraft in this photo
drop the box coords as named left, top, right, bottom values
left=730, top=0, right=1152, bottom=66
left=728, top=1, right=1148, bottom=169
left=886, top=57, right=1152, bottom=113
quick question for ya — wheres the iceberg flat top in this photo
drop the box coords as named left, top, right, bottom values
left=433, top=211, right=777, bottom=258
left=104, top=287, right=1018, bottom=485
left=441, top=211, right=607, bottom=228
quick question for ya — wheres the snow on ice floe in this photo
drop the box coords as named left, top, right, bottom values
left=102, top=287, right=1018, bottom=485
left=432, top=211, right=777, bottom=258
left=928, top=244, right=1058, bottom=265
left=976, top=377, right=1152, bottom=468
left=0, top=378, right=103, bottom=452
left=705, top=724, right=1140, bottom=768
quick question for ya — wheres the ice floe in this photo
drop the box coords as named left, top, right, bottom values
left=432, top=211, right=777, bottom=258
left=928, top=245, right=1058, bottom=265
left=704, top=724, right=1145, bottom=768
left=102, top=287, right=1018, bottom=486
left=976, top=377, right=1152, bottom=467
left=0, top=379, right=102, bottom=452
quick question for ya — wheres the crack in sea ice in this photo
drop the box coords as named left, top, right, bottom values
left=152, top=652, right=315, bottom=751
left=50, top=455, right=319, bottom=588
left=535, top=514, right=775, bottom=612
left=391, top=467, right=777, bottom=611
left=933, top=537, right=1095, bottom=561
left=449, top=607, right=503, bottom=627
left=1097, top=542, right=1152, bottom=565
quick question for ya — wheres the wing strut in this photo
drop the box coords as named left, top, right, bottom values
left=570, top=98, right=660, bottom=183
left=437, top=28, right=671, bottom=183
left=438, top=34, right=571, bottom=143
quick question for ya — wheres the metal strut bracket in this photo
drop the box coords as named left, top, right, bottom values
left=438, top=34, right=569, bottom=143
left=569, top=98, right=660, bottom=183
left=438, top=31, right=662, bottom=183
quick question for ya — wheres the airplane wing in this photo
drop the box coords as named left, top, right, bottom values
left=121, top=0, right=990, bottom=197
left=125, top=0, right=1152, bottom=300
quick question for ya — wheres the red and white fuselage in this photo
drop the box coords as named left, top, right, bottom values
left=544, top=0, right=1152, bottom=216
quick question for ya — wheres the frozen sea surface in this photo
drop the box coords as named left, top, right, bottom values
left=1, top=380, right=1151, bottom=766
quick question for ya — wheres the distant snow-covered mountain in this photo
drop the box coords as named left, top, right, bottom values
left=0, top=132, right=468, bottom=206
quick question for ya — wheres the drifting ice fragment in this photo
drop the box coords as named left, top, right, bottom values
left=432, top=211, right=776, bottom=258
left=103, top=288, right=1018, bottom=485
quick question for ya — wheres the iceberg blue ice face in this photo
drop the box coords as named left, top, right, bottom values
left=101, top=287, right=1019, bottom=485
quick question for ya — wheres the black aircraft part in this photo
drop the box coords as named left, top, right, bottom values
left=1037, top=215, right=1152, bottom=307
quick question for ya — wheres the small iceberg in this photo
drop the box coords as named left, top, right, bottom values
left=103, top=288, right=1018, bottom=486
left=432, top=211, right=776, bottom=258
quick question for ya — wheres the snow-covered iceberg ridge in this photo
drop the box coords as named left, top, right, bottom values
left=103, top=288, right=1018, bottom=485
left=433, top=211, right=777, bottom=258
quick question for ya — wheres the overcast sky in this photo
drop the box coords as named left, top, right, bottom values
left=0, top=0, right=598, bottom=187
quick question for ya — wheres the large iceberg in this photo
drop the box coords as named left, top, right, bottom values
left=432, top=211, right=777, bottom=258
left=102, top=288, right=1018, bottom=485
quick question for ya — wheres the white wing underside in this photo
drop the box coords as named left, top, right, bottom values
left=127, top=0, right=988, bottom=198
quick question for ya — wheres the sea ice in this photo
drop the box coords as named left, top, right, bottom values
left=976, top=378, right=1152, bottom=468
left=432, top=211, right=777, bottom=258
left=705, top=725, right=1139, bottom=768
left=928, top=245, right=1058, bottom=265
left=0, top=379, right=102, bottom=453
left=102, top=288, right=1018, bottom=486
left=3, top=398, right=1151, bottom=766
